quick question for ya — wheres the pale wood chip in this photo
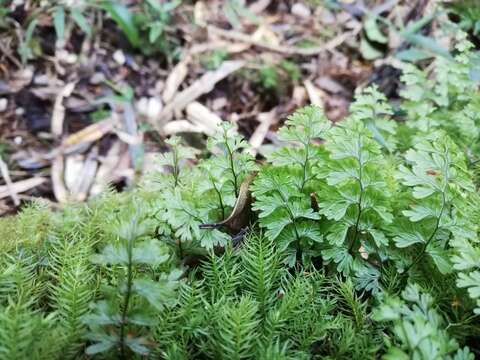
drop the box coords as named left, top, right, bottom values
left=163, top=120, right=205, bottom=135
left=0, top=177, right=47, bottom=200
left=51, top=155, right=68, bottom=203
left=0, top=155, right=20, bottom=205
left=156, top=60, right=245, bottom=130
left=186, top=102, right=222, bottom=135
left=162, top=57, right=191, bottom=103
left=248, top=109, right=277, bottom=156
left=249, top=0, right=271, bottom=14
left=51, top=82, right=76, bottom=136
left=304, top=80, right=325, bottom=107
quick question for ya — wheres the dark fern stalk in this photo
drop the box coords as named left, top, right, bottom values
left=225, top=135, right=240, bottom=197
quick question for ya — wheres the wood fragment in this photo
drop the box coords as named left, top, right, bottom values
left=51, top=82, right=76, bottom=136
left=0, top=177, right=47, bottom=200
left=0, top=155, right=20, bottom=205
left=156, top=60, right=245, bottom=130
left=249, top=109, right=276, bottom=156
left=186, top=102, right=222, bottom=135
left=162, top=57, right=191, bottom=103
left=304, top=80, right=325, bottom=107
left=207, top=25, right=352, bottom=56
left=51, top=155, right=68, bottom=203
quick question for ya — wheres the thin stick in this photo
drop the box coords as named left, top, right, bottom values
left=207, top=25, right=354, bottom=56
left=0, top=155, right=20, bottom=206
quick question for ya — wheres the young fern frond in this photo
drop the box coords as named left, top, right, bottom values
left=207, top=122, right=256, bottom=197
left=83, top=208, right=182, bottom=358
left=252, top=167, right=322, bottom=266
left=373, top=284, right=473, bottom=360
left=350, top=85, right=396, bottom=152
left=394, top=132, right=475, bottom=275
left=155, top=136, right=199, bottom=188
left=316, top=117, right=393, bottom=292
left=269, top=105, right=330, bottom=191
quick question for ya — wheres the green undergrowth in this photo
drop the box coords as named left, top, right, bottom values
left=1, top=32, right=480, bottom=359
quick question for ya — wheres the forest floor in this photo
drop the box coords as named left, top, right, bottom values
left=0, top=0, right=466, bottom=215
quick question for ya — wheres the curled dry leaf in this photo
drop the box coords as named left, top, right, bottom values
left=90, top=142, right=122, bottom=196
left=72, top=147, right=99, bottom=201
left=64, top=154, right=84, bottom=192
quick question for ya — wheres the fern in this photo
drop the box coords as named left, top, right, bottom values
left=316, top=117, right=393, bottom=292
left=393, top=132, right=475, bottom=275
left=373, top=284, right=473, bottom=360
